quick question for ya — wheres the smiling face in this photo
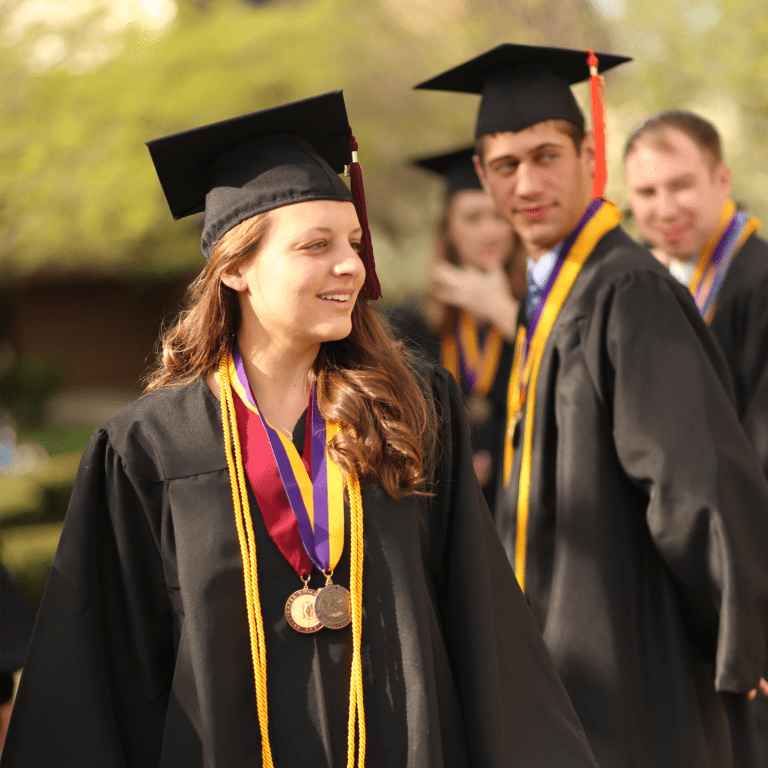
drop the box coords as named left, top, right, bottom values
left=625, top=127, right=732, bottom=261
left=475, top=120, right=594, bottom=259
left=222, top=199, right=366, bottom=352
left=445, top=189, right=515, bottom=271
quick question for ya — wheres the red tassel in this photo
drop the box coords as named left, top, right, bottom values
left=349, top=132, right=382, bottom=301
left=586, top=49, right=607, bottom=199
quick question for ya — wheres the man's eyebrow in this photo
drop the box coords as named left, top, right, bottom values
left=488, top=142, right=562, bottom=164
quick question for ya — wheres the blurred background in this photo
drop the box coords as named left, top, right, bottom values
left=1, top=0, right=766, bottom=606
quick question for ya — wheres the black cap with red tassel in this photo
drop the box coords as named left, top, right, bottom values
left=347, top=132, right=382, bottom=301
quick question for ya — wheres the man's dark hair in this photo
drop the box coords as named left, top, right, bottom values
left=623, top=110, right=723, bottom=167
left=475, top=119, right=586, bottom=165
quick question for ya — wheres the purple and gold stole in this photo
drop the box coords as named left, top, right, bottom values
left=502, top=199, right=622, bottom=592
left=228, top=347, right=345, bottom=578
left=688, top=199, right=759, bottom=324
left=441, top=310, right=504, bottom=396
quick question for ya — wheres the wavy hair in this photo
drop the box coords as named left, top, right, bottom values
left=145, top=211, right=437, bottom=499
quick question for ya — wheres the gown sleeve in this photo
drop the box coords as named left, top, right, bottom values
left=0, top=565, right=36, bottom=702
left=595, top=270, right=768, bottom=691
left=428, top=366, right=598, bottom=768
left=736, top=273, right=768, bottom=480
left=1, top=428, right=174, bottom=768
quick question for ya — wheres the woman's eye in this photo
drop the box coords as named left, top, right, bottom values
left=305, top=240, right=327, bottom=251
left=351, top=241, right=363, bottom=252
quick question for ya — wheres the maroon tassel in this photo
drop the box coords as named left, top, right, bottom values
left=349, top=131, right=381, bottom=301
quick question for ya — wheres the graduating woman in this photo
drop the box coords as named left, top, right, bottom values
left=389, top=148, right=525, bottom=513
left=2, top=92, right=596, bottom=768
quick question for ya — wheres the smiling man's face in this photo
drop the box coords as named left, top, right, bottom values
left=475, top=120, right=595, bottom=260
left=625, top=126, right=732, bottom=261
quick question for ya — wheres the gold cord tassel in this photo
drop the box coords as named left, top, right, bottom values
left=217, top=353, right=366, bottom=768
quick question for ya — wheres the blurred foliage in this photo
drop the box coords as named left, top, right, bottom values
left=0, top=354, right=69, bottom=427
left=603, top=0, right=768, bottom=231
left=0, top=451, right=80, bottom=606
left=1, top=523, right=64, bottom=607
left=16, top=423, right=97, bottom=455
left=1, top=0, right=607, bottom=298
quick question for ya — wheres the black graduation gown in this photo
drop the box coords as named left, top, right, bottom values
left=708, top=233, right=768, bottom=478
left=387, top=300, right=514, bottom=514
left=498, top=226, right=768, bottom=768
left=1, top=365, right=597, bottom=768
left=0, top=565, right=36, bottom=703
left=705, top=233, right=768, bottom=763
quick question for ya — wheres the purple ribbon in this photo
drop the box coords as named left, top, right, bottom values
left=234, top=346, right=331, bottom=572
left=527, top=198, right=604, bottom=348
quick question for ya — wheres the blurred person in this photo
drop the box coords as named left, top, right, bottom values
left=0, top=565, right=35, bottom=756
left=625, top=107, right=768, bottom=764
left=625, top=110, right=768, bottom=477
left=389, top=147, right=524, bottom=512
left=1, top=92, right=599, bottom=768
left=417, top=43, right=768, bottom=768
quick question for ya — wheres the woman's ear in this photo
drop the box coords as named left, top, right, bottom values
left=220, top=266, right=247, bottom=292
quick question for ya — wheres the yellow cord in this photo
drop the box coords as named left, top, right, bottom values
left=217, top=352, right=366, bottom=767
left=218, top=355, right=274, bottom=768
left=347, top=473, right=366, bottom=768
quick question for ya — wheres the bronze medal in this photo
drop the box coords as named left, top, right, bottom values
left=466, top=393, right=494, bottom=427
left=285, top=588, right=322, bottom=633
left=314, top=584, right=352, bottom=629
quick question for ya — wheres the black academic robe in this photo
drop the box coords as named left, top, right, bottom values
left=708, top=233, right=768, bottom=478
left=387, top=300, right=514, bottom=514
left=0, top=565, right=35, bottom=703
left=498, top=226, right=768, bottom=768
left=1, top=365, right=597, bottom=768
left=706, top=233, right=768, bottom=763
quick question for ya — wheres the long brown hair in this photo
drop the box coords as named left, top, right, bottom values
left=145, top=211, right=437, bottom=499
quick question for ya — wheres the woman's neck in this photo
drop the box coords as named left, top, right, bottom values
left=237, top=327, right=320, bottom=438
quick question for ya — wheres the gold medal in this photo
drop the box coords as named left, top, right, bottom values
left=285, top=585, right=322, bottom=633
left=314, top=574, right=351, bottom=629
left=466, top=393, right=494, bottom=427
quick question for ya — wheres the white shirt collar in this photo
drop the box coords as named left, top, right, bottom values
left=668, top=257, right=698, bottom=286
left=527, top=244, right=562, bottom=291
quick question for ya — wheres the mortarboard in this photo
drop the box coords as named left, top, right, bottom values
left=146, top=90, right=380, bottom=299
left=412, top=147, right=483, bottom=198
left=415, top=44, right=631, bottom=198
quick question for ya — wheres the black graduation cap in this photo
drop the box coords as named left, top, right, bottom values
left=412, top=147, right=483, bottom=198
left=414, top=44, right=631, bottom=139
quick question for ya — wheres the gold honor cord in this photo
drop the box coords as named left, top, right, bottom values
left=441, top=334, right=459, bottom=382
left=503, top=325, right=527, bottom=487
left=441, top=312, right=504, bottom=396
left=689, top=200, right=736, bottom=296
left=503, top=202, right=622, bottom=593
left=688, top=199, right=760, bottom=324
left=217, top=354, right=366, bottom=768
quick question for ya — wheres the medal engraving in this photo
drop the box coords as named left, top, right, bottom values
left=314, top=584, right=351, bottom=629
left=285, top=588, right=322, bottom=633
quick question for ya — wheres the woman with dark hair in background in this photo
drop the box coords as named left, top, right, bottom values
left=1, top=93, right=596, bottom=768
left=390, top=147, right=524, bottom=512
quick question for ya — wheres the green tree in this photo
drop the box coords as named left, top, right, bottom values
left=1, top=0, right=609, bottom=296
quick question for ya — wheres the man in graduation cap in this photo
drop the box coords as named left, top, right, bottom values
left=416, top=44, right=768, bottom=768
left=625, top=107, right=768, bottom=766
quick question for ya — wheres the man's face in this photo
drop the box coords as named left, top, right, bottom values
left=474, top=121, right=594, bottom=258
left=625, top=127, right=732, bottom=261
